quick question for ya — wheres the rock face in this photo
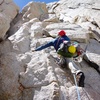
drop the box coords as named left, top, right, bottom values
left=47, top=0, right=100, bottom=41
left=0, top=0, right=100, bottom=100
left=22, top=2, right=48, bottom=22
left=0, top=0, right=19, bottom=41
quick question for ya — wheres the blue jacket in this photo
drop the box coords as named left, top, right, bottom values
left=35, top=35, right=70, bottom=51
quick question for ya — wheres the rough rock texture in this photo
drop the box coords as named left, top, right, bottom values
left=0, top=0, right=19, bottom=41
left=47, top=0, right=100, bottom=41
left=0, top=0, right=100, bottom=100
left=21, top=1, right=48, bottom=22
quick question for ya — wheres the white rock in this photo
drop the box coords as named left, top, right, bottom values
left=0, top=0, right=100, bottom=100
left=22, top=2, right=48, bottom=22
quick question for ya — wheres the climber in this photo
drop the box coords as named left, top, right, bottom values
left=57, top=40, right=85, bottom=87
left=32, top=30, right=70, bottom=51
left=32, top=30, right=85, bottom=87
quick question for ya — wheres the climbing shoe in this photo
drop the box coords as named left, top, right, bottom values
left=76, top=72, right=85, bottom=87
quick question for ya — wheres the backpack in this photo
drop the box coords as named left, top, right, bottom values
left=57, top=41, right=77, bottom=58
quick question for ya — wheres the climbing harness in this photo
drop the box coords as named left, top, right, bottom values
left=73, top=73, right=81, bottom=100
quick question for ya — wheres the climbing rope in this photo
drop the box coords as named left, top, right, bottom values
left=82, top=88, right=91, bottom=100
left=73, top=73, right=81, bottom=100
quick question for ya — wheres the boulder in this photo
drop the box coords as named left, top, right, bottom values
left=0, top=0, right=19, bottom=40
left=22, top=2, right=48, bottom=22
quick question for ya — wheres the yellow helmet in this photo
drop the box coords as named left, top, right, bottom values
left=68, top=45, right=76, bottom=54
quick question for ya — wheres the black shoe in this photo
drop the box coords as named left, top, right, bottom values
left=77, top=72, right=85, bottom=87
